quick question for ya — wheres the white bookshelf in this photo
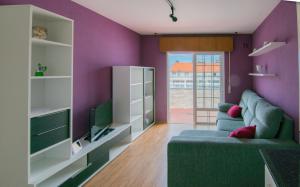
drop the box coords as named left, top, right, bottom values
left=0, top=5, right=73, bottom=187
left=249, top=42, right=286, bottom=57
left=113, top=66, right=156, bottom=141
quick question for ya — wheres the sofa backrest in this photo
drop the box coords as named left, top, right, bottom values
left=239, top=90, right=293, bottom=140
left=239, top=90, right=262, bottom=125
left=276, top=114, right=294, bottom=140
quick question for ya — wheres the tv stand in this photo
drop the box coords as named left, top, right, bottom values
left=36, top=123, right=131, bottom=187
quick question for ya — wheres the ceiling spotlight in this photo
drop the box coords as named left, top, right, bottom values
left=166, top=0, right=178, bottom=22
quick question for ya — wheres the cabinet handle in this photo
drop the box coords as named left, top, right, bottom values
left=35, top=125, right=67, bottom=136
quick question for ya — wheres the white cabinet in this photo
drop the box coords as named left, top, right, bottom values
left=0, top=5, right=73, bottom=187
left=265, top=165, right=277, bottom=187
left=113, top=66, right=155, bottom=141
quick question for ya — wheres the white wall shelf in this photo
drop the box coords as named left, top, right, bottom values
left=249, top=42, right=286, bottom=57
left=31, top=76, right=71, bottom=80
left=249, top=73, right=276, bottom=77
left=32, top=38, right=72, bottom=48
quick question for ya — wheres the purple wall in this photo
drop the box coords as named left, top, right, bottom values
left=0, top=0, right=141, bottom=140
left=225, top=35, right=253, bottom=104
left=253, top=1, right=299, bottom=140
left=141, top=35, right=253, bottom=122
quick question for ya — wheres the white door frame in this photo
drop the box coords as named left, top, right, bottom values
left=167, top=52, right=225, bottom=127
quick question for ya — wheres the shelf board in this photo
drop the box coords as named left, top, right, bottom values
left=30, top=107, right=70, bottom=118
left=30, top=157, right=69, bottom=184
left=32, top=38, right=72, bottom=48
left=249, top=73, right=276, bottom=77
left=109, top=144, right=130, bottom=161
left=249, top=42, right=286, bottom=57
left=31, top=139, right=71, bottom=158
left=145, top=95, right=153, bottom=100
left=131, top=115, right=143, bottom=122
left=145, top=109, right=153, bottom=114
left=130, top=98, right=143, bottom=105
left=31, top=76, right=71, bottom=80
left=35, top=162, right=83, bottom=187
left=131, top=131, right=143, bottom=141
left=130, top=83, right=143, bottom=86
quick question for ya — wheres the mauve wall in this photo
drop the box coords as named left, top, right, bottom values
left=225, top=35, right=253, bottom=104
left=253, top=1, right=299, bottom=140
left=141, top=35, right=253, bottom=122
left=0, top=0, right=141, bottom=140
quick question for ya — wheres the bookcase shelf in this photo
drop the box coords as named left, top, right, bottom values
left=113, top=66, right=155, bottom=142
left=32, top=38, right=72, bottom=48
left=0, top=5, right=74, bottom=187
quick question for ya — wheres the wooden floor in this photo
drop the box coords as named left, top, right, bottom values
left=84, top=123, right=193, bottom=187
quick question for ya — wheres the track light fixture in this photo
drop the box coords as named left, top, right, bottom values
left=166, top=0, right=178, bottom=22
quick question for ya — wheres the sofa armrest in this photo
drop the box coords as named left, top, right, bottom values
left=167, top=136, right=297, bottom=187
left=218, top=102, right=235, bottom=112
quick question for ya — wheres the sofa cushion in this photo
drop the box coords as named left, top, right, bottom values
left=252, top=100, right=283, bottom=139
left=228, top=105, right=242, bottom=118
left=229, top=126, right=256, bottom=138
left=217, top=112, right=243, bottom=121
left=217, top=119, right=245, bottom=132
left=218, top=103, right=235, bottom=112
left=180, top=130, right=230, bottom=137
left=243, top=94, right=262, bottom=126
left=239, top=90, right=257, bottom=116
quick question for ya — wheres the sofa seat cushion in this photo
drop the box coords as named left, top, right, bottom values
left=217, top=119, right=245, bottom=132
left=252, top=99, right=283, bottom=139
left=180, top=130, right=230, bottom=137
left=217, top=112, right=243, bottom=121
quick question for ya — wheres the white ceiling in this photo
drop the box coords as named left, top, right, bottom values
left=72, top=0, right=280, bottom=35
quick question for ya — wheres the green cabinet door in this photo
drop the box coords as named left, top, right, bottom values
left=31, top=110, right=70, bottom=154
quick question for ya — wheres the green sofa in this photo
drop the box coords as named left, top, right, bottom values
left=168, top=90, right=298, bottom=187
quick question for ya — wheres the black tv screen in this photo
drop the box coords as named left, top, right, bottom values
left=89, top=100, right=112, bottom=142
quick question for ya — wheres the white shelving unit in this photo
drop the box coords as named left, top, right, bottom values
left=113, top=66, right=156, bottom=141
left=0, top=5, right=73, bottom=187
left=249, top=42, right=286, bottom=57
left=249, top=73, right=276, bottom=77
left=144, top=68, right=155, bottom=129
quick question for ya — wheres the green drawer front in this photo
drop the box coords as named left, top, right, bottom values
left=59, top=159, right=109, bottom=187
left=88, top=143, right=109, bottom=163
left=31, top=110, right=70, bottom=136
left=31, top=124, right=69, bottom=154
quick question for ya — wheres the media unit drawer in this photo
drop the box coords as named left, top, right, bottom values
left=31, top=123, right=69, bottom=154
left=31, top=109, right=70, bottom=135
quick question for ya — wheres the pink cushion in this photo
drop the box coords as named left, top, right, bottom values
left=227, top=105, right=242, bottom=118
left=229, top=126, right=256, bottom=138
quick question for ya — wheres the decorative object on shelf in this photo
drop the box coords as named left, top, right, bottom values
left=32, top=26, right=48, bottom=40
left=35, top=63, right=47, bottom=76
left=256, top=65, right=265, bottom=73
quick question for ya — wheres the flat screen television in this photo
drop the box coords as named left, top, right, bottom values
left=89, top=100, right=112, bottom=142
